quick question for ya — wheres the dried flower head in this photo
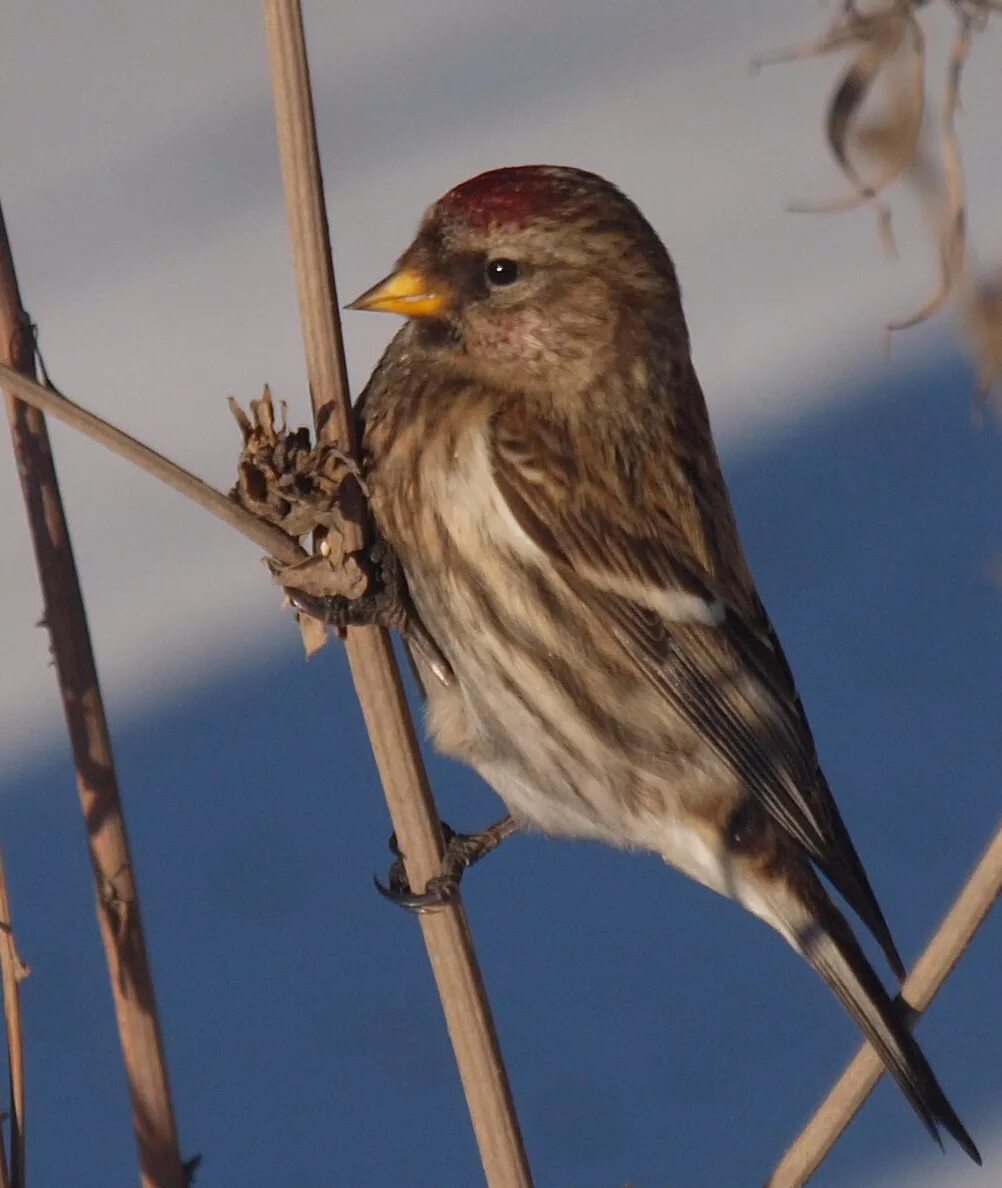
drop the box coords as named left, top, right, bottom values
left=230, top=386, right=369, bottom=652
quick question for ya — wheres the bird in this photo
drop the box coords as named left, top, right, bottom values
left=331, top=164, right=978, bottom=1160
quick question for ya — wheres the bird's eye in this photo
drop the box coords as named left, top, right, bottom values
left=485, top=258, right=521, bottom=287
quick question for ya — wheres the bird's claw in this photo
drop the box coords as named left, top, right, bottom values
left=286, top=585, right=404, bottom=632
left=285, top=536, right=410, bottom=632
left=374, top=816, right=517, bottom=915
left=373, top=871, right=461, bottom=914
left=286, top=543, right=454, bottom=686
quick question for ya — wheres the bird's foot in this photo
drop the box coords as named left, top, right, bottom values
left=376, top=815, right=517, bottom=914
left=287, top=539, right=453, bottom=684
left=286, top=537, right=407, bottom=632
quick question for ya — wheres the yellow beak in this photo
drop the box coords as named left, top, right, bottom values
left=347, top=266, right=450, bottom=319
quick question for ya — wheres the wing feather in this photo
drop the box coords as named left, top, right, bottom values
left=490, top=418, right=905, bottom=979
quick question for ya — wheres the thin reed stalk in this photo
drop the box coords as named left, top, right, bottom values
left=261, top=4, right=533, bottom=1184
left=0, top=847, right=27, bottom=1188
left=0, top=199, right=186, bottom=1188
left=769, top=822, right=1002, bottom=1186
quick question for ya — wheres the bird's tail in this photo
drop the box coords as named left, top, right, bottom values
left=766, top=866, right=980, bottom=1163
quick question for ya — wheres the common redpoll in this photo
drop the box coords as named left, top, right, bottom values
left=337, top=165, right=978, bottom=1160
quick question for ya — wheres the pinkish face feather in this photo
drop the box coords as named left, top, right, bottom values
left=436, top=166, right=566, bottom=230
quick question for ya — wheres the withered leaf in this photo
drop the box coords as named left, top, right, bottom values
left=760, top=0, right=1001, bottom=347
left=267, top=551, right=369, bottom=601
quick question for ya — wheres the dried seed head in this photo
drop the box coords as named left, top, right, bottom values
left=229, top=386, right=371, bottom=655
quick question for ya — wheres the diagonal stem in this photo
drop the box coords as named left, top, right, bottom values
left=261, top=3, right=533, bottom=1185
left=1, top=199, right=187, bottom=1188
left=0, top=361, right=304, bottom=565
left=768, top=821, right=1002, bottom=1186
left=0, top=846, right=27, bottom=1188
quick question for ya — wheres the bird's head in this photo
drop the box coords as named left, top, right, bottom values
left=349, top=165, right=688, bottom=403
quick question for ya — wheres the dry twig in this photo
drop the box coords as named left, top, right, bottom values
left=0, top=848, right=28, bottom=1188
left=0, top=363, right=309, bottom=566
left=769, top=821, right=1002, bottom=1185
left=0, top=202, right=187, bottom=1186
left=261, top=3, right=533, bottom=1185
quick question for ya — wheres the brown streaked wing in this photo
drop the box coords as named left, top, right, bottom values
left=489, top=417, right=905, bottom=979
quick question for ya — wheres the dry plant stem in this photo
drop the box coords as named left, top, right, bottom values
left=0, top=202, right=186, bottom=1188
left=768, top=820, right=1002, bottom=1187
left=0, top=848, right=26, bottom=1188
left=261, top=4, right=532, bottom=1185
left=0, top=362, right=304, bottom=566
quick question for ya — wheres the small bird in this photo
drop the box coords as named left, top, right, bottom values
left=341, top=165, right=978, bottom=1159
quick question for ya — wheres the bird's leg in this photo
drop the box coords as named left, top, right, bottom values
left=287, top=538, right=452, bottom=685
left=376, top=815, right=518, bottom=913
